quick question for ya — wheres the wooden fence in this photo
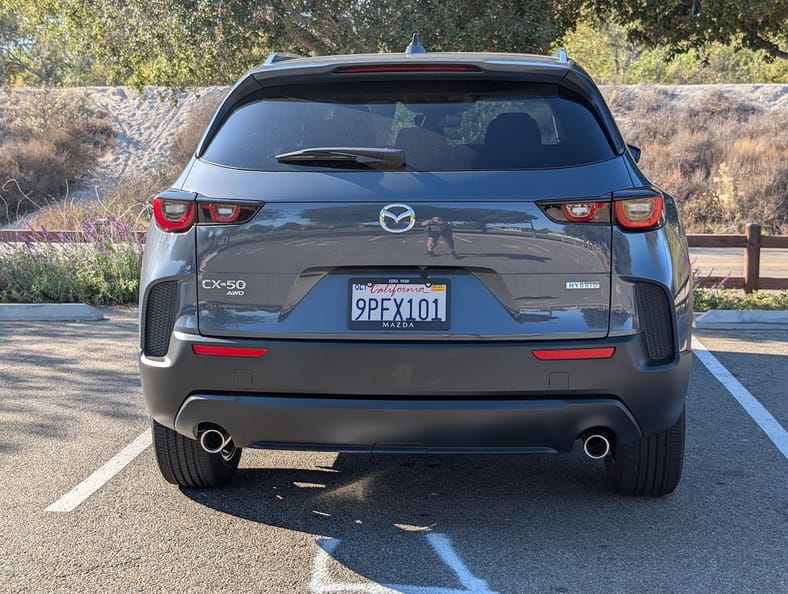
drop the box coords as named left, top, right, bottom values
left=2, top=222, right=786, bottom=294
left=688, top=224, right=788, bottom=293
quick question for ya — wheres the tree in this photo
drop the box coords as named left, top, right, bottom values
left=588, top=0, right=787, bottom=60
left=356, top=1, right=582, bottom=54
left=1, top=1, right=106, bottom=85
left=16, top=0, right=583, bottom=89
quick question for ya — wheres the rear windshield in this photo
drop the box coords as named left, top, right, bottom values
left=201, top=80, right=616, bottom=171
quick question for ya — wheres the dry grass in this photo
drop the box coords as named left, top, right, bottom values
left=25, top=93, right=222, bottom=231
left=0, top=90, right=114, bottom=224
left=608, top=88, right=788, bottom=234
left=29, top=169, right=171, bottom=231
left=170, top=94, right=222, bottom=166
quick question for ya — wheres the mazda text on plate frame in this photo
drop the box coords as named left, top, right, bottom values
left=139, top=38, right=692, bottom=497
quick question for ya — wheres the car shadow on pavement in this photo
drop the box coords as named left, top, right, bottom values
left=181, top=451, right=664, bottom=592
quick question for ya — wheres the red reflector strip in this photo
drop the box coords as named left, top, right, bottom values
left=335, top=64, right=482, bottom=74
left=532, top=347, right=615, bottom=361
left=192, top=345, right=267, bottom=358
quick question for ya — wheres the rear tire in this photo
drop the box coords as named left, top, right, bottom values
left=605, top=408, right=685, bottom=497
left=152, top=420, right=241, bottom=487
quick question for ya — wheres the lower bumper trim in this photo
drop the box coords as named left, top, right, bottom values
left=174, top=394, right=642, bottom=454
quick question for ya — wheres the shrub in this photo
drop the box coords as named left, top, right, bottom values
left=0, top=89, right=114, bottom=225
left=606, top=87, right=788, bottom=234
left=561, top=20, right=788, bottom=85
left=694, top=287, right=788, bottom=312
left=0, top=220, right=143, bottom=305
left=27, top=169, right=165, bottom=232
left=26, top=92, right=222, bottom=232
left=692, top=265, right=788, bottom=312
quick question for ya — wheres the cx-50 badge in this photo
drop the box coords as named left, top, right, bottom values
left=379, top=204, right=416, bottom=233
left=202, top=278, right=247, bottom=296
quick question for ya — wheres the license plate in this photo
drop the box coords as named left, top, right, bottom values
left=349, top=279, right=449, bottom=330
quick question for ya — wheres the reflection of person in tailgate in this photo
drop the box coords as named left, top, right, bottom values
left=422, top=216, right=459, bottom=258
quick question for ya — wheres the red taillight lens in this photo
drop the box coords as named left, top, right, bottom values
left=204, top=203, right=241, bottom=223
left=614, top=195, right=665, bottom=230
left=153, top=197, right=260, bottom=231
left=192, top=345, right=268, bottom=358
left=152, top=197, right=195, bottom=233
left=541, top=200, right=611, bottom=224
left=532, top=347, right=616, bottom=361
left=197, top=201, right=261, bottom=225
left=561, top=202, right=604, bottom=223
left=335, top=64, right=482, bottom=74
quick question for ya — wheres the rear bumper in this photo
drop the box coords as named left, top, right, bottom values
left=174, top=394, right=641, bottom=453
left=140, top=332, right=691, bottom=452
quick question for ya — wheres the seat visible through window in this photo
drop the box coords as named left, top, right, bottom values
left=480, top=113, right=543, bottom=168
left=395, top=126, right=450, bottom=170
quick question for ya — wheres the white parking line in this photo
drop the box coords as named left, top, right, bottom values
left=45, top=429, right=152, bottom=512
left=694, top=338, right=788, bottom=460
left=310, top=533, right=496, bottom=593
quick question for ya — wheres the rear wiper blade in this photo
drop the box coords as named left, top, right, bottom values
left=276, top=147, right=405, bottom=169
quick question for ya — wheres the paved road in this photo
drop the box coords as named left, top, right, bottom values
left=690, top=247, right=788, bottom=279
left=1, top=309, right=786, bottom=593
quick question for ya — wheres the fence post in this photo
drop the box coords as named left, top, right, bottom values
left=744, top=223, right=762, bottom=294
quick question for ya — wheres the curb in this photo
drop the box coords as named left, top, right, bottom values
left=693, top=310, right=788, bottom=330
left=0, top=304, right=105, bottom=322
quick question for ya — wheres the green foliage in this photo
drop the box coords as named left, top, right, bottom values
left=358, top=1, right=581, bottom=54
left=589, top=0, right=787, bottom=60
left=4, top=1, right=786, bottom=88
left=694, top=287, right=788, bottom=312
left=1, top=1, right=106, bottom=85
left=561, top=19, right=788, bottom=83
left=15, top=0, right=582, bottom=89
left=693, top=265, right=788, bottom=312
left=0, top=224, right=143, bottom=305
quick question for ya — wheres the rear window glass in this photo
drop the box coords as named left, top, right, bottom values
left=201, top=80, right=615, bottom=171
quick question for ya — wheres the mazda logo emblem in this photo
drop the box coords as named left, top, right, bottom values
left=379, top=204, right=416, bottom=234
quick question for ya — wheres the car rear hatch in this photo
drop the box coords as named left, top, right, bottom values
left=186, top=70, right=631, bottom=341
left=190, top=163, right=630, bottom=341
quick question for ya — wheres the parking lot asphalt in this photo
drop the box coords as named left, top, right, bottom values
left=0, top=308, right=786, bottom=593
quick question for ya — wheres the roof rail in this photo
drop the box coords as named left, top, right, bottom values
left=554, top=48, right=568, bottom=63
left=264, top=52, right=304, bottom=65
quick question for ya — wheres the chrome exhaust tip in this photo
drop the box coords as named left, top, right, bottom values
left=583, top=433, right=612, bottom=459
left=199, top=428, right=231, bottom=454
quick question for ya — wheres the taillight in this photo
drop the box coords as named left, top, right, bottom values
left=204, top=203, right=241, bottom=223
left=198, top=202, right=261, bottom=225
left=152, top=198, right=195, bottom=233
left=561, top=202, right=606, bottom=223
left=539, top=191, right=666, bottom=231
left=541, top=200, right=611, bottom=224
left=153, top=196, right=262, bottom=232
left=532, top=347, right=615, bottom=361
left=614, top=195, right=665, bottom=230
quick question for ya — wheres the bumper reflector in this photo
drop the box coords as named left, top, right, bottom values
left=192, top=345, right=268, bottom=358
left=532, top=347, right=615, bottom=361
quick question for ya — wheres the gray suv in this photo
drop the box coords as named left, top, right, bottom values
left=139, top=41, right=692, bottom=496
